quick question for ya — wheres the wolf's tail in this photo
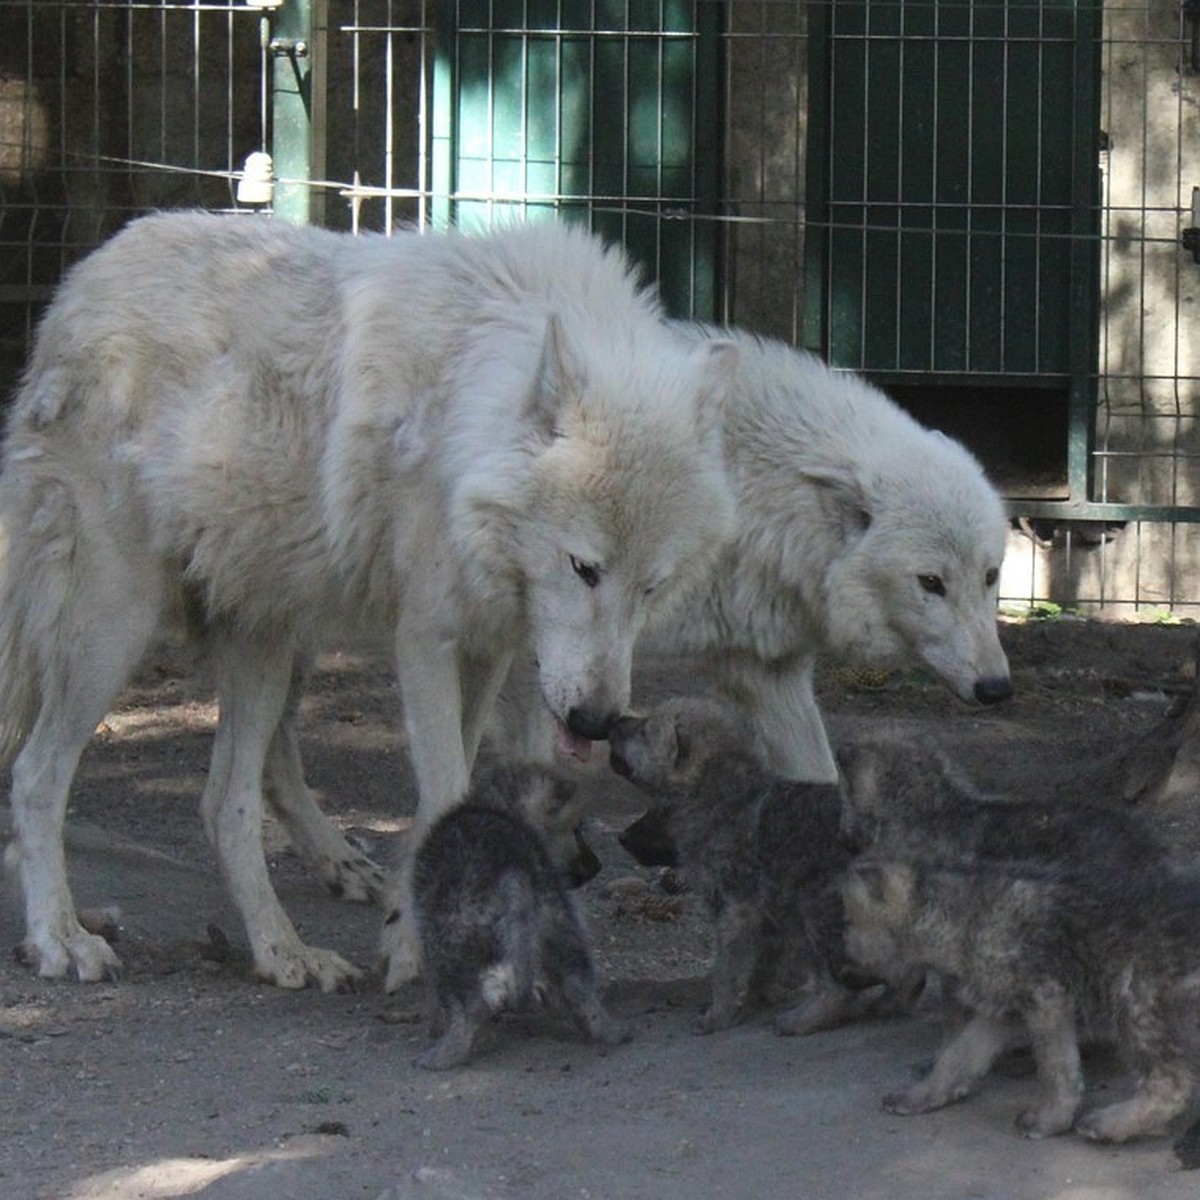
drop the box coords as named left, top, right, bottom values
left=493, top=871, right=544, bottom=1010
left=0, top=458, right=81, bottom=765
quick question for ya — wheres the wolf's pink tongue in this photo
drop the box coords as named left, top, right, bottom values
left=555, top=720, right=594, bottom=763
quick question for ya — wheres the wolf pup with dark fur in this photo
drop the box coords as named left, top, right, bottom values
left=411, top=763, right=629, bottom=1070
left=609, top=695, right=877, bottom=1035
left=837, top=731, right=1170, bottom=871
left=843, top=857, right=1200, bottom=1142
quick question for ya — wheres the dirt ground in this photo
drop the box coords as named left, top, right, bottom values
left=4, top=617, right=1200, bottom=1200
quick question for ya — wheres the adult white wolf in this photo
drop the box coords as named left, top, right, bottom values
left=656, top=327, right=1012, bottom=781
left=0, top=212, right=736, bottom=990
left=498, top=326, right=1012, bottom=783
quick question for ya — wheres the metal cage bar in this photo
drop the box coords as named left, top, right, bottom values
left=3, top=0, right=1200, bottom=614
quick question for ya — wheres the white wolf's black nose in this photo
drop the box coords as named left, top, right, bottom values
left=567, top=706, right=619, bottom=741
left=974, top=676, right=1013, bottom=705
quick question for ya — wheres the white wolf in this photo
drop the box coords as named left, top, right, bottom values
left=499, top=327, right=1012, bottom=782
left=670, top=328, right=1011, bottom=780
left=0, top=211, right=736, bottom=991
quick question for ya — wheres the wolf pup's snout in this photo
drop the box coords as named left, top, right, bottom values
left=973, top=676, right=1012, bottom=705
left=607, top=715, right=642, bottom=779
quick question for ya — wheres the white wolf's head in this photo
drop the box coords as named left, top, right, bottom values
left=814, top=426, right=1011, bottom=705
left=480, top=316, right=738, bottom=754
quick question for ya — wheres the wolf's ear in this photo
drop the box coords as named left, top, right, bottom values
left=527, top=313, right=584, bottom=435
left=804, top=463, right=872, bottom=545
left=689, top=339, right=738, bottom=442
left=835, top=740, right=876, bottom=803
left=842, top=862, right=881, bottom=919
left=671, top=718, right=690, bottom=769
left=844, top=860, right=909, bottom=919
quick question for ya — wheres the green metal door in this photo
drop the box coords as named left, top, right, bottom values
left=805, top=1, right=1102, bottom=502
left=433, top=0, right=722, bottom=320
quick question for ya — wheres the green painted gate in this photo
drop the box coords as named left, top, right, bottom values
left=804, top=0, right=1103, bottom=507
left=432, top=0, right=722, bottom=320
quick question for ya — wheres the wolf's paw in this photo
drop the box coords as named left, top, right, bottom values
left=691, top=1006, right=738, bottom=1036
left=1016, top=1106, right=1075, bottom=1140
left=413, top=1043, right=469, bottom=1071
left=1074, top=1103, right=1148, bottom=1144
left=321, top=851, right=387, bottom=906
left=594, top=1015, right=633, bottom=1047
left=380, top=908, right=423, bottom=992
left=774, top=985, right=863, bottom=1037
left=882, top=1084, right=951, bottom=1116
left=252, top=942, right=363, bottom=993
left=15, top=921, right=122, bottom=983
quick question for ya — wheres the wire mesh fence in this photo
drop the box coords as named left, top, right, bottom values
left=2, top=0, right=1199, bottom=615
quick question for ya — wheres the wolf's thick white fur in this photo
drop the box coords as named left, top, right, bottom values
left=501, top=327, right=1012, bottom=783
left=669, top=328, right=1011, bottom=780
left=0, top=212, right=736, bottom=990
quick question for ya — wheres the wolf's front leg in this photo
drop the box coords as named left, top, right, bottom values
left=414, top=1001, right=484, bottom=1071
left=1014, top=983, right=1082, bottom=1139
left=383, top=635, right=515, bottom=991
left=695, top=898, right=760, bottom=1033
left=884, top=1013, right=1013, bottom=1115
left=715, top=655, right=837, bottom=783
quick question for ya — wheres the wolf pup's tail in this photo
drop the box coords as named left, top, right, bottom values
left=485, top=871, right=545, bottom=1012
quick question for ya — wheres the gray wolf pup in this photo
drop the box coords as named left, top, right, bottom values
left=501, top=329, right=1011, bottom=784
left=837, top=732, right=1170, bottom=871
left=0, top=212, right=737, bottom=991
left=608, top=695, right=875, bottom=1035
left=843, top=858, right=1200, bottom=1142
left=411, top=763, right=629, bottom=1069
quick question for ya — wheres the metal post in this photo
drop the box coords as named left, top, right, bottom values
left=268, top=0, right=326, bottom=225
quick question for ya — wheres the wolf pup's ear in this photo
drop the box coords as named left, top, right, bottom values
left=848, top=860, right=916, bottom=919
left=835, top=740, right=878, bottom=802
left=844, top=860, right=893, bottom=920
left=527, top=313, right=585, bottom=436
left=671, top=715, right=694, bottom=771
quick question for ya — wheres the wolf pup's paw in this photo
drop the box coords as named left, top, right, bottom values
left=691, top=1005, right=739, bottom=1036
left=1074, top=1101, right=1154, bottom=1144
left=1015, top=1106, right=1075, bottom=1139
left=882, top=1083, right=955, bottom=1116
left=413, top=1044, right=467, bottom=1071
left=595, top=1015, right=633, bottom=1047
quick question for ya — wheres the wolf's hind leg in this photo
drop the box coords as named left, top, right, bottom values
left=263, top=657, right=386, bottom=905
left=414, top=1000, right=486, bottom=1070
left=202, top=632, right=362, bottom=992
left=884, top=1013, right=1013, bottom=1115
left=695, top=899, right=760, bottom=1034
left=7, top=559, right=163, bottom=982
left=1076, top=1063, right=1194, bottom=1143
left=1014, top=983, right=1083, bottom=1139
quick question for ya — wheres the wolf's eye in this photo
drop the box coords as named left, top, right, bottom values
left=570, top=555, right=601, bottom=588
left=917, top=573, right=946, bottom=597
left=984, top=567, right=999, bottom=588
